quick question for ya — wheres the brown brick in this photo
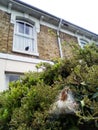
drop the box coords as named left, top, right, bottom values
left=0, top=9, right=79, bottom=60
left=38, top=25, right=60, bottom=60
left=60, top=32, right=78, bottom=58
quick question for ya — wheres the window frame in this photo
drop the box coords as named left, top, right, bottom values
left=16, top=21, right=34, bottom=38
left=5, top=73, right=22, bottom=88
left=13, top=20, right=39, bottom=56
left=79, top=38, right=89, bottom=48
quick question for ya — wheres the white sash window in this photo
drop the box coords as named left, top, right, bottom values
left=6, top=73, right=21, bottom=88
left=13, top=20, right=38, bottom=55
left=79, top=39, right=89, bottom=48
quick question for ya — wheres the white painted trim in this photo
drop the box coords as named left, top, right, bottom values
left=12, top=50, right=39, bottom=56
left=77, top=36, right=91, bottom=48
left=0, top=53, right=54, bottom=65
left=0, top=5, right=40, bottom=32
left=11, top=9, right=40, bottom=32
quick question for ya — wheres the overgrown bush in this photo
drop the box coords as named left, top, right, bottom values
left=0, top=43, right=98, bottom=130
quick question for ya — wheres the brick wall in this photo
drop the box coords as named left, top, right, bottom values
left=0, top=10, right=14, bottom=53
left=0, top=9, right=78, bottom=60
left=38, top=26, right=78, bottom=60
left=60, top=32, right=78, bottom=58
left=38, top=25, right=60, bottom=60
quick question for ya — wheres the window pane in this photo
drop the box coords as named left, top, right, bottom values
left=6, top=73, right=22, bottom=88
left=14, top=35, right=25, bottom=51
left=14, top=21, right=35, bottom=54
left=15, top=34, right=34, bottom=52
left=25, top=24, right=33, bottom=35
left=25, top=38, right=34, bottom=52
left=17, top=22, right=24, bottom=34
left=9, top=75, right=20, bottom=82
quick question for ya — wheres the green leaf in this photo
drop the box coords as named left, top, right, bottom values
left=92, top=92, right=98, bottom=99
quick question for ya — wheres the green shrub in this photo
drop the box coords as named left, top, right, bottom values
left=0, top=43, right=98, bottom=130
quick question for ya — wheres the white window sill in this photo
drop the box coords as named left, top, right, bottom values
left=12, top=49, right=39, bottom=56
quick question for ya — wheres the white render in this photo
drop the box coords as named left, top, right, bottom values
left=0, top=53, right=53, bottom=91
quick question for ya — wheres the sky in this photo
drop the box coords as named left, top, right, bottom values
left=21, top=0, right=98, bottom=34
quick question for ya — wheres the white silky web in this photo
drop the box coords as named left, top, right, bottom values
left=50, top=88, right=78, bottom=114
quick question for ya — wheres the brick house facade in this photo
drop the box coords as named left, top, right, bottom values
left=0, top=0, right=98, bottom=91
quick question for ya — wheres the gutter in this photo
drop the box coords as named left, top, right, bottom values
left=57, top=19, right=63, bottom=58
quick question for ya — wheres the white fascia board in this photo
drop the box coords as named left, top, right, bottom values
left=0, top=53, right=54, bottom=65
left=0, top=5, right=40, bottom=33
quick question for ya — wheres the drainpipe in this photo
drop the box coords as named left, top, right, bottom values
left=57, top=19, right=63, bottom=58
